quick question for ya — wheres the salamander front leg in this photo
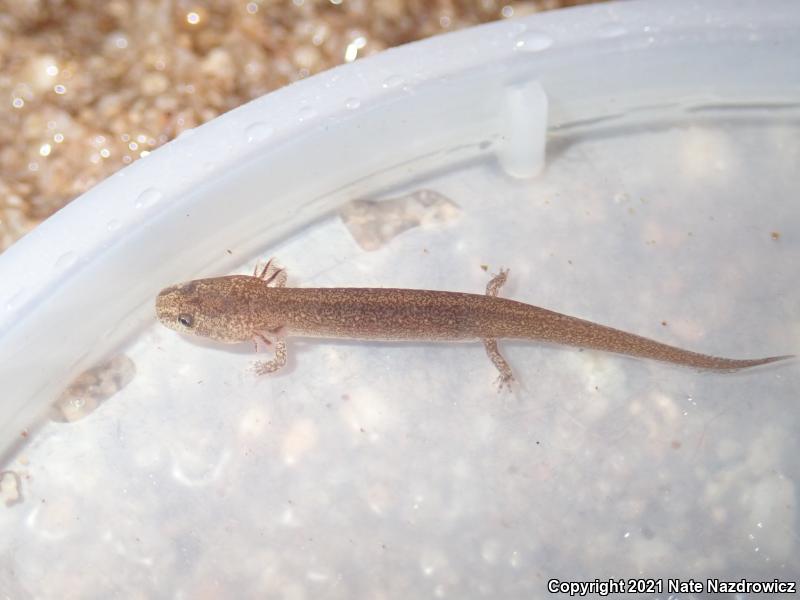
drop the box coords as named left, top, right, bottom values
left=254, top=340, right=287, bottom=375
left=483, top=267, right=514, bottom=390
left=485, top=268, right=509, bottom=297
left=253, top=257, right=287, bottom=288
left=252, top=327, right=288, bottom=375
left=483, top=338, right=515, bottom=391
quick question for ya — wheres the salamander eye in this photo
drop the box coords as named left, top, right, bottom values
left=177, top=313, right=194, bottom=328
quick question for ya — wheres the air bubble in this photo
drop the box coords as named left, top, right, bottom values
left=107, top=219, right=121, bottom=231
left=135, top=188, right=163, bottom=209
left=245, top=122, right=274, bottom=142
left=597, top=22, right=627, bottom=38
left=382, top=75, right=404, bottom=89
left=298, top=105, right=317, bottom=121
left=54, top=251, right=77, bottom=270
left=514, top=31, right=553, bottom=52
left=345, top=97, right=361, bottom=110
left=6, top=288, right=27, bottom=312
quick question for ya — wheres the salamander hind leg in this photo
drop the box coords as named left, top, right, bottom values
left=483, top=338, right=515, bottom=392
left=485, top=268, right=509, bottom=297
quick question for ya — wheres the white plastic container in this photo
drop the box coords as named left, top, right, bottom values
left=1, top=1, right=798, bottom=596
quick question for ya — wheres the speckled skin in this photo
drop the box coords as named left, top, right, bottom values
left=155, top=268, right=792, bottom=380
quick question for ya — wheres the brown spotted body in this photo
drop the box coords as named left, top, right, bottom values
left=155, top=261, right=792, bottom=388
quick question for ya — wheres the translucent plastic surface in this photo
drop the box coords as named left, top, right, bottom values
left=1, top=1, right=798, bottom=597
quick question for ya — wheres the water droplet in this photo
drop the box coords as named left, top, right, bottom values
left=135, top=188, right=162, bottom=209
left=54, top=251, right=77, bottom=270
left=382, top=74, right=404, bottom=89
left=297, top=105, right=316, bottom=121
left=514, top=31, right=553, bottom=52
left=107, top=219, right=121, bottom=231
left=245, top=122, right=273, bottom=142
left=345, top=97, right=361, bottom=110
left=597, top=22, right=627, bottom=38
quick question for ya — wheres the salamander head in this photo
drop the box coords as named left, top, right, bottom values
left=155, top=275, right=265, bottom=343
